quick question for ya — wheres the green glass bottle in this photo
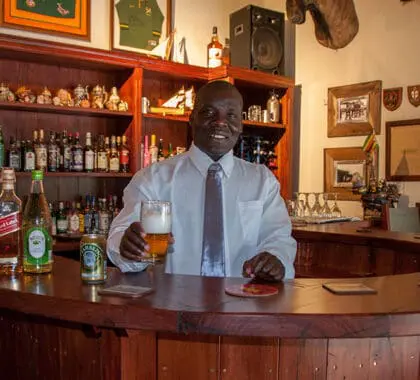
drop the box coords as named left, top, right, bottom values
left=23, top=170, right=53, bottom=274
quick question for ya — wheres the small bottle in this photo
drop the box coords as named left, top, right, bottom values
left=71, top=132, right=84, bottom=172
left=24, top=139, right=36, bottom=172
left=0, top=126, right=5, bottom=169
left=207, top=26, right=223, bottom=68
left=119, top=135, right=130, bottom=172
left=0, top=168, right=23, bottom=274
left=109, top=135, right=120, bottom=173
left=84, top=132, right=95, bottom=172
left=23, top=170, right=53, bottom=274
left=149, top=134, right=158, bottom=164
left=222, top=38, right=230, bottom=65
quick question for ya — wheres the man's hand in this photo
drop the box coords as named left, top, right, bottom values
left=119, top=222, right=175, bottom=261
left=242, top=252, right=285, bottom=282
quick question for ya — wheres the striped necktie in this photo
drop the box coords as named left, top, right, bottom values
left=201, top=163, right=225, bottom=277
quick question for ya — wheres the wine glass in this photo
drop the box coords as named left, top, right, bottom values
left=320, top=193, right=332, bottom=218
left=312, top=193, right=322, bottom=218
left=331, top=193, right=342, bottom=218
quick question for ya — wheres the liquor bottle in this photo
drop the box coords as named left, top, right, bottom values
left=91, top=195, right=99, bottom=233
left=98, top=198, right=110, bottom=235
left=24, top=139, right=35, bottom=172
left=84, top=195, right=92, bottom=233
left=105, top=136, right=110, bottom=169
left=109, top=135, right=120, bottom=173
left=35, top=129, right=47, bottom=171
left=0, top=168, right=23, bottom=274
left=222, top=38, right=230, bottom=65
left=116, top=136, right=121, bottom=151
left=56, top=201, right=68, bottom=235
left=61, top=130, right=71, bottom=172
left=119, top=135, right=130, bottom=172
left=71, top=132, right=83, bottom=172
left=8, top=137, right=21, bottom=171
left=68, top=201, right=80, bottom=234
left=143, top=135, right=150, bottom=168
left=49, top=202, right=57, bottom=236
left=47, top=131, right=59, bottom=172
left=77, top=201, right=84, bottom=234
left=157, top=138, right=165, bottom=161
left=22, top=170, right=53, bottom=274
left=207, top=26, right=223, bottom=68
left=0, top=126, right=4, bottom=169
left=96, top=135, right=108, bottom=172
left=84, top=132, right=95, bottom=172
left=149, top=134, right=158, bottom=164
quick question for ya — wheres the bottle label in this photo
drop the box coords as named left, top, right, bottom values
left=120, top=150, right=129, bottom=165
left=99, top=212, right=110, bottom=233
left=85, top=151, right=94, bottom=170
left=97, top=152, right=108, bottom=170
left=25, top=152, right=35, bottom=171
left=9, top=154, right=21, bottom=170
left=73, top=150, right=83, bottom=171
left=69, top=214, right=79, bottom=233
left=0, top=211, right=21, bottom=238
left=208, top=48, right=222, bottom=68
left=109, top=157, right=119, bottom=172
left=57, top=218, right=68, bottom=233
left=63, top=147, right=71, bottom=170
left=24, top=227, right=52, bottom=264
left=35, top=147, right=47, bottom=168
left=48, top=147, right=59, bottom=170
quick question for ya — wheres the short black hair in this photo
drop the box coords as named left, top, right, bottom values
left=194, top=80, right=243, bottom=109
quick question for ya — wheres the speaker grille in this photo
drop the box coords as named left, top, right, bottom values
left=251, top=27, right=283, bottom=70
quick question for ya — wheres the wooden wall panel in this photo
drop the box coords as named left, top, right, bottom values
left=157, top=333, right=218, bottom=380
left=278, top=338, right=327, bottom=379
left=220, top=337, right=278, bottom=380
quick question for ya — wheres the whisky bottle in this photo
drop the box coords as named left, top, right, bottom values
left=23, top=170, right=53, bottom=274
left=222, top=38, right=230, bottom=65
left=149, top=134, right=158, bottom=164
left=207, top=26, right=223, bottom=68
left=119, top=135, right=130, bottom=172
left=56, top=201, right=68, bottom=235
left=24, top=139, right=35, bottom=172
left=84, top=132, right=95, bottom=172
left=71, top=132, right=84, bottom=172
left=96, top=135, right=108, bottom=172
left=109, top=135, right=120, bottom=173
left=0, top=168, right=23, bottom=274
left=35, top=129, right=47, bottom=172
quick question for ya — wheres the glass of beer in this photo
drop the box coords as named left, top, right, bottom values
left=140, top=200, right=172, bottom=263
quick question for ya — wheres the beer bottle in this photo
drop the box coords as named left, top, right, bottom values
left=22, top=170, right=53, bottom=273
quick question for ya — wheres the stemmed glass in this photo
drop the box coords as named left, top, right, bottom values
left=312, top=193, right=322, bottom=218
left=320, top=193, right=332, bottom=218
left=331, top=193, right=342, bottom=218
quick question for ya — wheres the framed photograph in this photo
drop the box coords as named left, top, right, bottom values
left=328, top=80, right=382, bottom=137
left=386, top=119, right=420, bottom=181
left=324, top=147, right=369, bottom=201
left=111, top=0, right=172, bottom=57
left=0, top=0, right=90, bottom=40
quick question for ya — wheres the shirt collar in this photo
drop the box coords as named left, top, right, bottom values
left=187, top=143, right=234, bottom=178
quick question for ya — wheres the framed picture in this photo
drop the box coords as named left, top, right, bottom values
left=324, top=147, right=369, bottom=201
left=111, top=0, right=172, bottom=58
left=328, top=80, right=382, bottom=137
left=386, top=119, right=420, bottom=181
left=0, top=0, right=90, bottom=40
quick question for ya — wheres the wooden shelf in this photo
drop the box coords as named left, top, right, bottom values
left=243, top=120, right=285, bottom=129
left=15, top=172, right=133, bottom=178
left=0, top=101, right=133, bottom=118
left=143, top=113, right=189, bottom=123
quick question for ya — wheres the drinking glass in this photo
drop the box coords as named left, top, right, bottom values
left=320, top=193, right=332, bottom=218
left=331, top=193, right=342, bottom=218
left=140, top=201, right=172, bottom=263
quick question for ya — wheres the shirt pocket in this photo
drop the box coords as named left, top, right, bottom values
left=238, top=201, right=263, bottom=245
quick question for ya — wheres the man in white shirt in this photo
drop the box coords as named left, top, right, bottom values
left=107, top=80, right=296, bottom=281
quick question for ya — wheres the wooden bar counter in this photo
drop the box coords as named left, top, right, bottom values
left=1, top=256, right=420, bottom=379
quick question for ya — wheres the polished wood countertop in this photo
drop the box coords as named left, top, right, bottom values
left=293, top=221, right=420, bottom=250
left=1, top=256, right=420, bottom=339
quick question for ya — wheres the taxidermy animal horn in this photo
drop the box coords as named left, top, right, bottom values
left=286, top=0, right=359, bottom=49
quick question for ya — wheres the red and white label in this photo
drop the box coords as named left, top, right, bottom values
left=0, top=212, right=21, bottom=238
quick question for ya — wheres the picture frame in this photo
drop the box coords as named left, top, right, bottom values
left=0, top=0, right=90, bottom=40
left=110, top=0, right=172, bottom=58
left=328, top=80, right=382, bottom=137
left=324, top=147, right=370, bottom=201
left=386, top=119, right=420, bottom=181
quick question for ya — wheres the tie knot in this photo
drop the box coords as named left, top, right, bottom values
left=208, top=163, right=222, bottom=175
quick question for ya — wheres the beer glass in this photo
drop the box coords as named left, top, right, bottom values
left=140, top=201, right=172, bottom=262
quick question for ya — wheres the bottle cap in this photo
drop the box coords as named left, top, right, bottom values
left=32, top=170, right=43, bottom=181
left=1, top=167, right=16, bottom=182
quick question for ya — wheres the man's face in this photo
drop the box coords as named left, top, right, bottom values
left=191, top=88, right=243, bottom=160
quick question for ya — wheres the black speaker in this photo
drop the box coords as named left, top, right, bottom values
left=230, top=5, right=285, bottom=75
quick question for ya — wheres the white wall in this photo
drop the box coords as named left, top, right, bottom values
left=1, top=0, right=419, bottom=216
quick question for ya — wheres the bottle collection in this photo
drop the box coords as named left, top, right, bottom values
left=49, top=194, right=121, bottom=237
left=0, top=126, right=130, bottom=173
left=141, top=134, right=185, bottom=169
left=234, top=135, right=278, bottom=171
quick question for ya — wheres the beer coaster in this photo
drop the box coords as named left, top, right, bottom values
left=224, top=283, right=279, bottom=298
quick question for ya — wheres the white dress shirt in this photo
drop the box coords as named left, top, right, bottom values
left=107, top=143, right=296, bottom=279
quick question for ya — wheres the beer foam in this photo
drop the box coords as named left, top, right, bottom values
left=142, top=214, right=171, bottom=234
